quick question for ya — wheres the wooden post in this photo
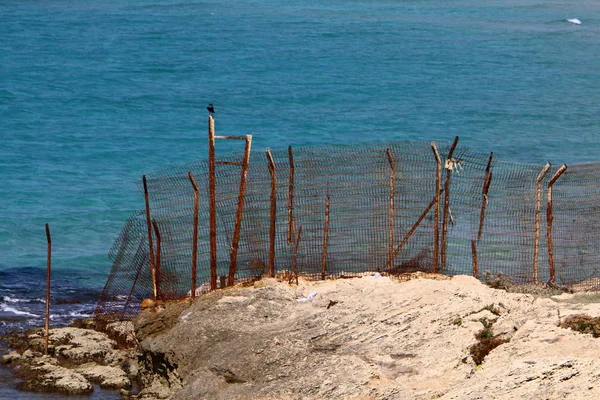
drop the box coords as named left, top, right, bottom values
left=386, top=149, right=396, bottom=272
left=208, top=116, right=218, bottom=290
left=547, top=164, right=567, bottom=284
left=142, top=175, right=157, bottom=299
left=228, top=135, right=253, bottom=286
left=266, top=149, right=277, bottom=277
left=431, top=142, right=442, bottom=273
left=287, top=146, right=295, bottom=245
left=44, top=223, right=51, bottom=356
left=188, top=171, right=200, bottom=298
left=477, top=152, right=494, bottom=240
left=533, top=163, right=551, bottom=283
left=441, top=136, right=459, bottom=269
left=471, top=240, right=478, bottom=279
left=152, top=220, right=161, bottom=299
left=321, top=192, right=330, bottom=280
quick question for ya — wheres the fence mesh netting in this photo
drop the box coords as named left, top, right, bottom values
left=95, top=140, right=600, bottom=320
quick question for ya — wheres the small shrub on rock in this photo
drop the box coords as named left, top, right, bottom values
left=560, top=314, right=600, bottom=338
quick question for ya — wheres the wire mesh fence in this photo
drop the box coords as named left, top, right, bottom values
left=94, top=134, right=600, bottom=320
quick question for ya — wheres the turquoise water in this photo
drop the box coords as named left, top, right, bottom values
left=1, top=0, right=600, bottom=397
left=2, top=0, right=600, bottom=280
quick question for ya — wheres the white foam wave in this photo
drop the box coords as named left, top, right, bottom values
left=69, top=311, right=93, bottom=318
left=0, top=303, right=41, bottom=317
left=567, top=18, right=581, bottom=25
left=3, top=296, right=22, bottom=303
left=2, top=296, right=44, bottom=303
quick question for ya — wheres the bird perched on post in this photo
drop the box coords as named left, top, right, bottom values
left=207, top=104, right=215, bottom=115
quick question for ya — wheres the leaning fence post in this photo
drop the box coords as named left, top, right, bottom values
left=321, top=191, right=330, bottom=280
left=44, top=223, right=51, bottom=356
left=208, top=116, right=218, bottom=291
left=292, top=223, right=302, bottom=285
left=266, top=149, right=277, bottom=277
left=477, top=152, right=494, bottom=240
left=431, top=142, right=442, bottom=273
left=533, top=163, right=551, bottom=283
left=188, top=171, right=200, bottom=298
left=385, top=187, right=445, bottom=270
left=228, top=135, right=253, bottom=286
left=287, top=146, right=295, bottom=245
left=471, top=240, right=478, bottom=279
left=151, top=220, right=161, bottom=299
left=142, top=175, right=157, bottom=299
left=386, top=149, right=396, bottom=272
left=441, top=136, right=459, bottom=269
left=547, top=164, right=567, bottom=284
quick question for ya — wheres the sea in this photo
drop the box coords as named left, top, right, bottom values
left=1, top=0, right=600, bottom=398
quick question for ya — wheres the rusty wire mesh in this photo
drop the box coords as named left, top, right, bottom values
left=94, top=140, right=600, bottom=320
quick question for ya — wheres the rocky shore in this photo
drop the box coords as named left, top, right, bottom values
left=1, top=322, right=139, bottom=396
left=2, top=274, right=600, bottom=399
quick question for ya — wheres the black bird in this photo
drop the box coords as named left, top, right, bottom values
left=207, top=104, right=215, bottom=115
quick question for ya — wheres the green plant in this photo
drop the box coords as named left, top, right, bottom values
left=464, top=303, right=501, bottom=318
left=482, top=271, right=513, bottom=291
left=560, top=314, right=600, bottom=338
left=469, top=317, right=510, bottom=365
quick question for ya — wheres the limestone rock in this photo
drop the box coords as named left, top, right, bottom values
left=1, top=351, right=23, bottom=364
left=132, top=274, right=600, bottom=400
left=75, top=362, right=131, bottom=389
left=18, top=361, right=93, bottom=395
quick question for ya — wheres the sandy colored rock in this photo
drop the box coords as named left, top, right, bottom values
left=18, top=361, right=92, bottom=395
left=75, top=362, right=131, bottom=389
left=2, top=326, right=136, bottom=397
left=133, top=274, right=600, bottom=400
left=50, top=327, right=116, bottom=361
left=1, top=351, right=22, bottom=364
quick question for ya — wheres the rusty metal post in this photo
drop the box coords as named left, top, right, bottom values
left=151, top=220, right=161, bottom=299
left=431, top=142, right=442, bottom=273
left=321, top=193, right=330, bottom=280
left=533, top=163, right=551, bottom=283
left=228, top=135, right=253, bottom=286
left=386, top=149, right=396, bottom=272
left=441, top=136, right=459, bottom=269
left=142, top=175, right=157, bottom=299
left=266, top=149, right=277, bottom=277
left=208, top=116, right=218, bottom=290
left=471, top=240, right=478, bottom=279
left=44, top=223, right=51, bottom=355
left=386, top=187, right=445, bottom=270
left=287, top=146, right=295, bottom=245
left=188, top=171, right=200, bottom=298
left=477, top=152, right=494, bottom=240
left=547, top=164, right=567, bottom=284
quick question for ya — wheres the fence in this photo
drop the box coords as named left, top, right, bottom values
left=94, top=119, right=600, bottom=319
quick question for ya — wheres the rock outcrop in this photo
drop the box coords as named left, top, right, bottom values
left=1, top=325, right=137, bottom=396
left=131, top=275, right=600, bottom=400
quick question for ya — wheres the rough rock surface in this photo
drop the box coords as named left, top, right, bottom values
left=132, top=275, right=600, bottom=400
left=1, top=325, right=137, bottom=396
left=75, top=362, right=131, bottom=389
left=18, top=358, right=93, bottom=395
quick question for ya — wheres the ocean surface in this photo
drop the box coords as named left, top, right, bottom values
left=1, top=0, right=600, bottom=397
